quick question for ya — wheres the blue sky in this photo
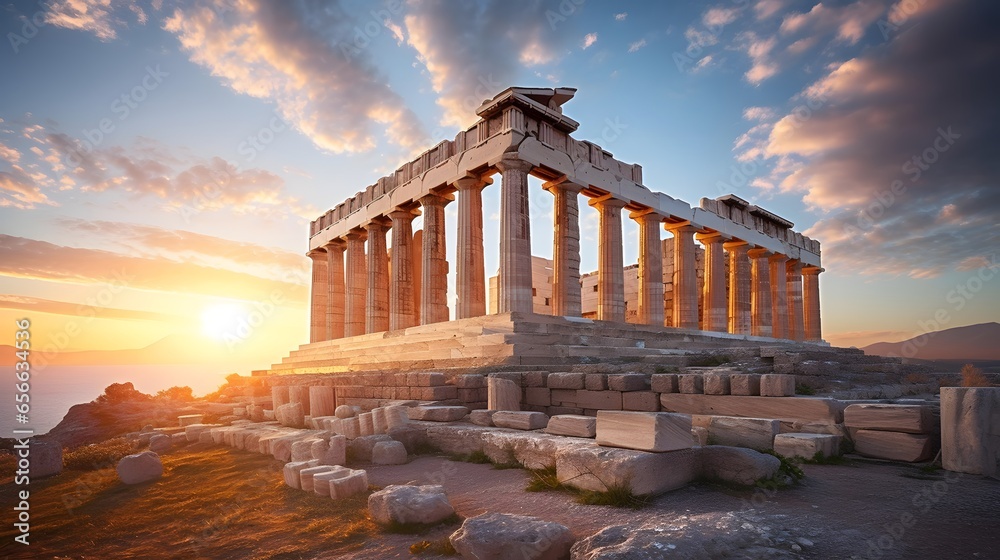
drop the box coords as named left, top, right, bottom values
left=1, top=0, right=997, bottom=360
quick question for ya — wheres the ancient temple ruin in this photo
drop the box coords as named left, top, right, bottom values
left=278, top=87, right=825, bottom=374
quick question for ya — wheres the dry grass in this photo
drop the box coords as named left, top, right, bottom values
left=0, top=446, right=376, bottom=559
left=961, top=364, right=991, bottom=387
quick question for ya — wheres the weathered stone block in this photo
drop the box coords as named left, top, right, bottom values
left=704, top=373, right=730, bottom=395
left=678, top=374, right=703, bottom=394
left=660, top=393, right=845, bottom=424
left=368, top=485, right=454, bottom=526
left=335, top=404, right=356, bottom=419
left=575, top=390, right=622, bottom=410
left=341, top=417, right=361, bottom=439
left=408, top=372, right=447, bottom=387
left=320, top=434, right=347, bottom=466
left=525, top=387, right=551, bottom=407
left=456, top=374, right=486, bottom=388
left=941, top=387, right=1000, bottom=478
left=419, top=386, right=458, bottom=400
left=493, top=411, right=549, bottom=431
left=282, top=460, right=316, bottom=489
left=651, top=373, right=679, bottom=393
left=854, top=429, right=934, bottom=462
left=424, top=424, right=491, bottom=455
left=585, top=373, right=608, bottom=391
left=549, top=389, right=577, bottom=405
left=359, top=412, right=374, bottom=435
left=330, top=469, right=368, bottom=499
left=700, top=446, right=780, bottom=485
left=705, top=416, right=780, bottom=450
left=178, top=414, right=203, bottom=427
left=387, top=425, right=427, bottom=454
left=450, top=513, right=574, bottom=560
left=117, top=451, right=162, bottom=485
left=275, top=402, right=305, bottom=428
left=524, top=371, right=549, bottom=388
left=844, top=404, right=934, bottom=434
left=371, top=407, right=388, bottom=434
left=313, top=466, right=351, bottom=497
left=547, top=406, right=584, bottom=416
left=547, top=372, right=586, bottom=390
left=481, top=431, right=592, bottom=469
left=407, top=406, right=469, bottom=422
left=556, top=445, right=699, bottom=495
left=299, top=465, right=334, bottom=492
left=372, top=440, right=409, bottom=465
left=470, top=409, right=496, bottom=426
left=774, top=433, right=840, bottom=460
left=28, top=440, right=62, bottom=478
left=488, top=378, right=520, bottom=411
left=608, top=373, right=648, bottom=392
left=760, top=374, right=795, bottom=397
left=691, top=426, right=708, bottom=446
left=596, top=411, right=693, bottom=452
left=622, top=391, right=659, bottom=412
left=546, top=415, right=596, bottom=438
left=729, top=374, right=761, bottom=396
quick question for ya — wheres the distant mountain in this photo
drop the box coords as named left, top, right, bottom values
left=863, top=322, right=1000, bottom=360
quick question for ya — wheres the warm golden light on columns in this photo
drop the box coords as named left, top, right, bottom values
left=632, top=210, right=664, bottom=326
left=590, top=195, right=628, bottom=323
left=365, top=218, right=391, bottom=334
left=666, top=224, right=699, bottom=329
left=455, top=175, right=492, bottom=319
left=389, top=208, right=418, bottom=331
left=307, top=248, right=328, bottom=343
left=419, top=191, right=452, bottom=325
left=323, top=239, right=346, bottom=340
left=725, top=240, right=751, bottom=335
left=748, top=248, right=772, bottom=337
left=769, top=253, right=789, bottom=339
left=697, top=232, right=727, bottom=332
left=496, top=155, right=534, bottom=313
left=803, top=266, right=823, bottom=342
left=786, top=259, right=804, bottom=342
left=344, top=229, right=367, bottom=338
left=544, top=178, right=583, bottom=317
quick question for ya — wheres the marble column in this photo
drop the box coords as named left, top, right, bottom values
left=544, top=179, right=583, bottom=317
left=365, top=218, right=390, bottom=334
left=389, top=208, right=418, bottom=331
left=420, top=191, right=452, bottom=325
left=632, top=210, right=664, bottom=326
left=803, top=266, right=823, bottom=342
left=725, top=240, right=751, bottom=335
left=344, top=229, right=367, bottom=337
left=496, top=156, right=534, bottom=314
left=324, top=240, right=346, bottom=340
left=786, top=260, right=804, bottom=342
left=590, top=195, right=627, bottom=323
left=769, top=253, right=789, bottom=340
left=455, top=176, right=491, bottom=319
left=697, top=233, right=727, bottom=332
left=748, top=248, right=772, bottom=337
left=307, top=248, right=328, bottom=343
left=667, top=224, right=699, bottom=329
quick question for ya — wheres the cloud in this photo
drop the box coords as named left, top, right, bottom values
left=42, top=0, right=146, bottom=41
left=703, top=7, right=739, bottom=27
left=628, top=39, right=647, bottom=53
left=742, top=106, right=776, bottom=122
left=0, top=294, right=188, bottom=323
left=740, top=32, right=778, bottom=84
left=582, top=32, right=597, bottom=49
left=754, top=0, right=785, bottom=20
left=0, top=234, right=308, bottom=304
left=615, top=12, right=628, bottom=21
left=780, top=1, right=885, bottom=45
left=404, top=0, right=581, bottom=128
left=751, top=1, right=1000, bottom=277
left=164, top=0, right=427, bottom=154
left=0, top=141, right=21, bottom=163
left=0, top=167, right=55, bottom=209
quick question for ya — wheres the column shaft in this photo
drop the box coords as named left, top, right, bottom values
left=786, top=260, right=804, bottom=342
left=546, top=181, right=583, bottom=317
left=496, top=156, right=534, bottom=313
left=749, top=248, right=772, bottom=337
left=591, top=196, right=627, bottom=322
left=803, top=267, right=823, bottom=341
left=307, top=249, right=328, bottom=343
left=389, top=209, right=417, bottom=330
left=420, top=193, right=451, bottom=324
left=365, top=220, right=390, bottom=334
left=324, top=241, right=346, bottom=340
left=769, top=254, right=789, bottom=339
left=344, top=230, right=367, bottom=337
left=455, top=177, right=489, bottom=319
left=634, top=212, right=664, bottom=326
left=725, top=241, right=751, bottom=335
left=668, top=225, right=699, bottom=329
left=699, top=234, right=727, bottom=332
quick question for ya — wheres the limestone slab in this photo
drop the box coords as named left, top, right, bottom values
left=116, top=451, right=162, bottom=485
left=470, top=409, right=496, bottom=426
left=341, top=417, right=361, bottom=439
left=760, top=374, right=795, bottom=397
left=481, top=431, right=592, bottom=470
left=844, top=403, right=934, bottom=434
left=384, top=405, right=410, bottom=430
left=622, top=391, right=659, bottom=412
left=372, top=407, right=388, bottom=434
left=595, top=411, right=693, bottom=452
left=774, top=433, right=840, bottom=460
left=359, top=412, right=374, bottom=435
left=545, top=415, right=596, bottom=438
left=678, top=374, right=703, bottom=394
left=651, top=373, right=678, bottom=393
left=487, top=377, right=521, bottom=411
left=703, top=373, right=730, bottom=395
left=853, top=429, right=934, bottom=462
left=282, top=460, right=317, bottom=489
left=368, top=485, right=454, bottom=526
left=330, top=469, right=369, bottom=499
left=555, top=444, right=699, bottom=495
left=700, top=446, right=780, bottom=486
left=178, top=414, right=203, bottom=427
left=320, top=435, right=347, bottom=466
left=347, top=435, right=393, bottom=463
left=493, top=411, right=549, bottom=431
left=450, top=513, right=574, bottom=560
left=730, top=374, right=761, bottom=396
left=705, top=416, right=780, bottom=451
left=372, top=440, right=409, bottom=465
left=941, top=387, right=1000, bottom=478
left=584, top=373, right=608, bottom=391
left=608, top=373, right=648, bottom=392
left=525, top=387, right=551, bottom=407
left=407, top=406, right=469, bottom=422
left=547, top=372, right=585, bottom=389
left=575, top=390, right=622, bottom=410
left=313, top=466, right=351, bottom=497
left=660, top=393, right=845, bottom=424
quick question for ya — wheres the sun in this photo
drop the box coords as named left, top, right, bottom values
left=200, top=302, right=246, bottom=340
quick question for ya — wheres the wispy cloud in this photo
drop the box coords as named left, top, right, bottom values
left=628, top=39, right=647, bottom=53
left=582, top=32, right=597, bottom=49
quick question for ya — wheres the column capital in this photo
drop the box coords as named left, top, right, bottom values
left=418, top=190, right=455, bottom=207
left=323, top=238, right=346, bottom=252
left=664, top=222, right=698, bottom=234
left=365, top=216, right=392, bottom=231
left=786, top=258, right=803, bottom=270
left=388, top=207, right=420, bottom=221
left=628, top=207, right=665, bottom=222
left=747, top=247, right=772, bottom=258
left=802, top=266, right=824, bottom=275
left=453, top=174, right=493, bottom=191
left=495, top=154, right=533, bottom=174
left=695, top=231, right=728, bottom=244
left=587, top=193, right=628, bottom=209
left=723, top=239, right=751, bottom=250
left=345, top=227, right=368, bottom=242
left=306, top=248, right=327, bottom=260
left=542, top=175, right=585, bottom=194
left=768, top=252, right=789, bottom=263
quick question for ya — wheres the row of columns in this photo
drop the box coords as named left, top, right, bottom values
left=309, top=155, right=822, bottom=344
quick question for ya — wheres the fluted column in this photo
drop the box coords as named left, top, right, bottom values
left=748, top=248, right=772, bottom=337
left=803, top=266, right=823, bottom=342
left=365, top=219, right=390, bottom=334
left=666, top=224, right=699, bottom=329
left=633, top=211, right=664, bottom=326
left=786, top=260, right=804, bottom=342
left=420, top=191, right=452, bottom=324
left=769, top=253, right=789, bottom=340
left=725, top=240, right=751, bottom=335
left=544, top=178, right=583, bottom=317
left=344, top=229, right=367, bottom=337
left=697, top=233, right=727, bottom=332
left=307, top=248, right=328, bottom=343
left=389, top=208, right=418, bottom=331
left=496, top=156, right=534, bottom=314
left=455, top=175, right=491, bottom=319
left=590, top=195, right=627, bottom=323
left=324, top=240, right=346, bottom=340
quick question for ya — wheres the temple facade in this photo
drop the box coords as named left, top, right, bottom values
left=304, top=87, right=823, bottom=353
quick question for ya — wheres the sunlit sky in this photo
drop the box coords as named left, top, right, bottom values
left=1, top=0, right=998, bottom=369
